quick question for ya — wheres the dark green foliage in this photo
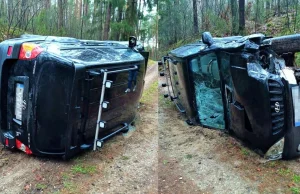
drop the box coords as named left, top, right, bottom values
left=0, top=0, right=155, bottom=43
left=158, top=0, right=300, bottom=57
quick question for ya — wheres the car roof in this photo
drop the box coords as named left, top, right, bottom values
left=2, top=35, right=145, bottom=65
left=169, top=34, right=266, bottom=58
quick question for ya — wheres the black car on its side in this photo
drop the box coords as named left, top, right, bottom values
left=160, top=32, right=300, bottom=160
left=0, top=35, right=148, bottom=159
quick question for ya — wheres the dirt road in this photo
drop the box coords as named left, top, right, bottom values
left=158, top=75, right=300, bottom=194
left=0, top=63, right=158, bottom=194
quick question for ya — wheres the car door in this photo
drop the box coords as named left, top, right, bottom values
left=189, top=52, right=225, bottom=129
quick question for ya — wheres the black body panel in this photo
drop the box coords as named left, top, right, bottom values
left=0, top=36, right=147, bottom=159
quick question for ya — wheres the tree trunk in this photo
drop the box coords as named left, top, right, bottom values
left=192, top=0, right=199, bottom=35
left=0, top=0, right=4, bottom=18
left=123, top=0, right=137, bottom=39
left=174, top=0, right=179, bottom=43
left=45, top=0, right=51, bottom=9
left=286, top=0, right=291, bottom=32
left=98, top=0, right=104, bottom=40
left=75, top=0, right=82, bottom=19
left=63, top=0, right=68, bottom=29
left=266, top=0, right=270, bottom=20
left=114, top=6, right=123, bottom=40
left=136, top=0, right=142, bottom=38
left=231, top=0, right=238, bottom=35
left=7, top=0, right=13, bottom=23
left=201, top=0, right=205, bottom=30
left=294, top=0, right=298, bottom=31
left=103, top=2, right=112, bottom=40
left=58, top=0, right=64, bottom=30
left=278, top=0, right=281, bottom=16
left=255, top=0, right=259, bottom=32
left=239, top=0, right=245, bottom=34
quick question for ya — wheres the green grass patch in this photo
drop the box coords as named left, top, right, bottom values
left=295, top=53, right=300, bottom=67
left=163, top=160, right=168, bottom=165
left=61, top=172, right=78, bottom=193
left=63, top=181, right=78, bottom=192
left=62, top=173, right=70, bottom=180
left=293, top=175, right=300, bottom=183
left=71, top=164, right=97, bottom=175
left=140, top=80, right=158, bottom=104
left=148, top=59, right=157, bottom=67
left=291, top=187, right=300, bottom=194
left=241, top=148, right=250, bottom=156
left=36, top=183, right=47, bottom=190
left=185, top=154, right=193, bottom=159
left=158, top=95, right=173, bottom=108
left=278, top=168, right=292, bottom=176
left=265, top=161, right=279, bottom=168
left=121, top=155, right=130, bottom=160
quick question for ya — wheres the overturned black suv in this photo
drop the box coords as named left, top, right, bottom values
left=0, top=35, right=148, bottom=159
left=160, top=32, right=300, bottom=160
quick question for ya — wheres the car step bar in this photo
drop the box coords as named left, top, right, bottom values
left=95, top=123, right=129, bottom=148
left=160, top=57, right=176, bottom=101
left=93, top=65, right=138, bottom=151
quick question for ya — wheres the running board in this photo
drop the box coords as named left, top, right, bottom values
left=175, top=102, right=186, bottom=113
left=95, top=123, right=129, bottom=148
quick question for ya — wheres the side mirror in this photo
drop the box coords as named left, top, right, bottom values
left=129, top=36, right=137, bottom=48
left=202, top=32, right=214, bottom=46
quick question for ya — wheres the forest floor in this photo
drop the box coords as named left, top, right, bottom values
left=158, top=75, right=300, bottom=194
left=0, top=63, right=158, bottom=194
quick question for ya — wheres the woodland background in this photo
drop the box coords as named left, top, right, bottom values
left=0, top=1, right=299, bottom=60
left=0, top=0, right=158, bottom=57
left=158, top=0, right=300, bottom=57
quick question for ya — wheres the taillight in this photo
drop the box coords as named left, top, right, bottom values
left=19, top=43, right=43, bottom=60
left=16, top=139, right=32, bottom=155
left=7, top=46, right=13, bottom=56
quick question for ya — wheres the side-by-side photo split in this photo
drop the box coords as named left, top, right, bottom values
left=1, top=0, right=300, bottom=193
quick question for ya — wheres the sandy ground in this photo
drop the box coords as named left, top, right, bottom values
left=158, top=75, right=300, bottom=194
left=0, top=63, right=158, bottom=194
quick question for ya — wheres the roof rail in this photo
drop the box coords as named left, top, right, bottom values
left=20, top=34, right=80, bottom=43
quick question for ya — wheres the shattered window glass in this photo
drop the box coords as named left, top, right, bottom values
left=190, top=53, right=225, bottom=129
left=58, top=47, right=143, bottom=63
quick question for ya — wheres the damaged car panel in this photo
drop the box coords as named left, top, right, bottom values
left=0, top=35, right=148, bottom=159
left=160, top=32, right=300, bottom=160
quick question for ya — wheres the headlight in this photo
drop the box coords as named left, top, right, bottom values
left=15, top=83, right=24, bottom=121
left=265, top=137, right=285, bottom=160
left=292, top=86, right=300, bottom=127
